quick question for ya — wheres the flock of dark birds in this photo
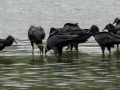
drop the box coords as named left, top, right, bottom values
left=1, top=17, right=120, bottom=56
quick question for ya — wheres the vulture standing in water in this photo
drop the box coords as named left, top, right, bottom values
left=89, top=25, right=120, bottom=55
left=28, top=25, right=45, bottom=55
left=45, top=33, right=78, bottom=55
left=0, top=35, right=17, bottom=51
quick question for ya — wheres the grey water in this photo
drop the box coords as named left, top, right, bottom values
left=0, top=0, right=120, bottom=90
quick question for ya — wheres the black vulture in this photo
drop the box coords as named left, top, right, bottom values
left=103, top=23, right=120, bottom=49
left=63, top=23, right=91, bottom=51
left=66, top=29, right=92, bottom=51
left=113, top=18, right=120, bottom=34
left=28, top=25, right=45, bottom=55
left=59, top=23, right=81, bottom=33
left=113, top=17, right=120, bottom=25
left=63, top=23, right=89, bottom=32
left=50, top=23, right=87, bottom=35
left=103, top=23, right=120, bottom=35
left=88, top=25, right=120, bottom=55
left=49, top=23, right=91, bottom=51
left=0, top=35, right=17, bottom=51
left=49, top=27, right=72, bottom=51
left=45, top=34, right=78, bottom=55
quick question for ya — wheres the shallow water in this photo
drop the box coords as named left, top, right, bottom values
left=1, top=40, right=120, bottom=90
left=0, top=0, right=120, bottom=90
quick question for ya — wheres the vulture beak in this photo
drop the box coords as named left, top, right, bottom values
left=102, top=28, right=105, bottom=31
left=113, top=21, right=115, bottom=24
left=14, top=40, right=17, bottom=44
